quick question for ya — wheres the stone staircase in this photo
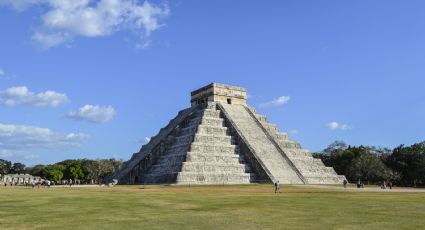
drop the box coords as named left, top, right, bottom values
left=219, top=103, right=305, bottom=184
left=142, top=103, right=253, bottom=184
left=248, top=107, right=346, bottom=184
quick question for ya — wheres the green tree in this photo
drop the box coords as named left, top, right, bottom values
left=10, top=162, right=26, bottom=174
left=26, top=164, right=47, bottom=177
left=315, top=142, right=399, bottom=184
left=0, top=159, right=12, bottom=175
left=81, top=159, right=101, bottom=181
left=346, top=153, right=392, bottom=183
left=65, top=161, right=85, bottom=180
left=387, top=142, right=425, bottom=186
left=56, top=158, right=122, bottom=182
left=98, top=158, right=123, bottom=180
left=43, top=166, right=64, bottom=182
left=314, top=141, right=358, bottom=176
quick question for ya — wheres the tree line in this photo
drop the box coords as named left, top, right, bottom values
left=313, top=141, right=425, bottom=187
left=0, top=158, right=122, bottom=183
left=2, top=140, right=424, bottom=187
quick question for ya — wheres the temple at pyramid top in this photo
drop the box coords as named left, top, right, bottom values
left=110, top=83, right=346, bottom=185
left=191, top=83, right=248, bottom=106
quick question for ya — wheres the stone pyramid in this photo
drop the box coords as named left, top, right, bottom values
left=111, top=83, right=346, bottom=185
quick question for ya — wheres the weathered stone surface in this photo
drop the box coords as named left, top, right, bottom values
left=111, top=83, right=346, bottom=185
left=220, top=104, right=305, bottom=184
left=133, top=102, right=253, bottom=185
left=1, top=174, right=42, bottom=185
left=248, top=108, right=346, bottom=184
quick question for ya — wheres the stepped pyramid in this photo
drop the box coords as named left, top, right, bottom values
left=111, top=83, right=346, bottom=185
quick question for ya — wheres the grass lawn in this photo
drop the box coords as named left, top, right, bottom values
left=0, top=184, right=424, bottom=230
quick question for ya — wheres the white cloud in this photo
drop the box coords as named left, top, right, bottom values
left=136, top=39, right=152, bottom=49
left=259, top=96, right=291, bottom=108
left=136, top=136, right=151, bottom=144
left=24, top=154, right=40, bottom=160
left=0, top=149, right=13, bottom=158
left=0, top=86, right=68, bottom=107
left=0, top=123, right=88, bottom=151
left=32, top=31, right=69, bottom=49
left=67, top=104, right=116, bottom=123
left=327, top=121, right=351, bottom=131
left=0, top=0, right=170, bottom=49
left=289, top=129, right=299, bottom=135
left=0, top=68, right=4, bottom=76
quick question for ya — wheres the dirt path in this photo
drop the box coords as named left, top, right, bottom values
left=300, top=184, right=425, bottom=193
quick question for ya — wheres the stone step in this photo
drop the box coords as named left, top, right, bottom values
left=256, top=115, right=268, bottom=123
left=291, top=161, right=327, bottom=171
left=293, top=157, right=324, bottom=163
left=143, top=172, right=252, bottom=185
left=326, top=167, right=338, bottom=173
left=303, top=173, right=337, bottom=179
left=305, top=176, right=345, bottom=184
left=142, top=173, right=178, bottom=184
left=157, top=152, right=241, bottom=165
left=193, top=134, right=235, bottom=145
left=186, top=117, right=202, bottom=126
left=149, top=160, right=246, bottom=174
left=162, top=148, right=186, bottom=158
left=173, top=134, right=195, bottom=146
left=284, top=149, right=311, bottom=158
left=277, top=140, right=301, bottom=149
left=167, top=141, right=194, bottom=150
left=205, top=103, right=217, bottom=110
left=165, top=144, right=191, bottom=155
left=274, top=132, right=288, bottom=141
left=297, top=166, right=336, bottom=175
left=198, top=109, right=221, bottom=119
left=188, top=117, right=225, bottom=127
left=148, top=162, right=183, bottom=175
left=185, top=152, right=241, bottom=164
left=155, top=151, right=187, bottom=163
left=290, top=157, right=323, bottom=163
left=174, top=133, right=236, bottom=146
left=263, top=123, right=279, bottom=133
left=179, top=125, right=199, bottom=136
left=176, top=172, right=252, bottom=184
left=189, top=143, right=239, bottom=154
left=180, top=124, right=229, bottom=136
left=181, top=162, right=247, bottom=173
left=196, top=125, right=229, bottom=136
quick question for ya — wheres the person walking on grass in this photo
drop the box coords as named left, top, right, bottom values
left=343, top=179, right=348, bottom=188
left=274, top=181, right=281, bottom=193
left=381, top=181, right=386, bottom=189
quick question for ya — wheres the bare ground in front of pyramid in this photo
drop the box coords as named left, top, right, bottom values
left=1, top=185, right=424, bottom=230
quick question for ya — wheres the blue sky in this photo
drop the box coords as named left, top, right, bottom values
left=0, top=0, right=424, bottom=165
